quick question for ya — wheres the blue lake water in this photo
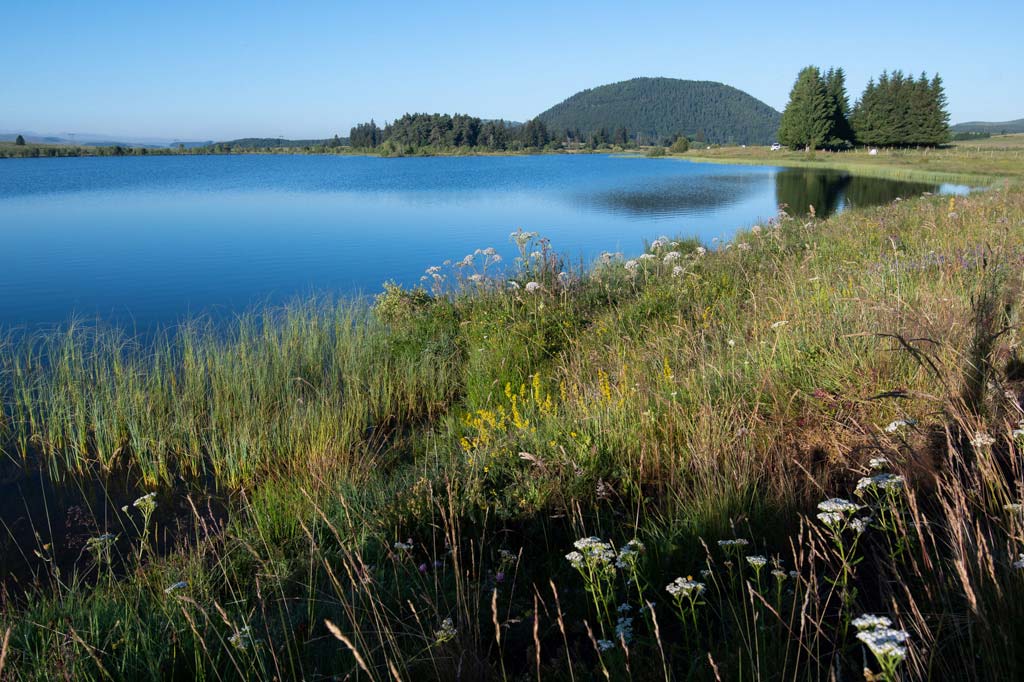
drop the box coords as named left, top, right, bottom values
left=0, top=154, right=968, bottom=330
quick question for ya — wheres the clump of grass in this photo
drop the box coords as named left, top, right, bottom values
left=2, top=176, right=1024, bottom=679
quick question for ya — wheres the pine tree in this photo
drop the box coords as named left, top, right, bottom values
left=15, top=134, right=25, bottom=146
left=824, top=68, right=853, bottom=147
left=926, top=74, right=950, bottom=145
left=778, top=66, right=836, bottom=150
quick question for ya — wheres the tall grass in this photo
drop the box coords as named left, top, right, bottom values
left=2, top=179, right=1024, bottom=680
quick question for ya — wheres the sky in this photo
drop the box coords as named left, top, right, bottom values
left=3, top=0, right=1022, bottom=142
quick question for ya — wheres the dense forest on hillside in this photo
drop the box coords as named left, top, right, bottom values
left=349, top=114, right=554, bottom=153
left=535, top=77, right=781, bottom=145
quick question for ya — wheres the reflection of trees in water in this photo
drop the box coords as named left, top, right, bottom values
left=774, top=169, right=940, bottom=217
left=586, top=174, right=765, bottom=217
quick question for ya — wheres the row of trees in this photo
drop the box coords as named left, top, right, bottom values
left=778, top=66, right=949, bottom=150
left=349, top=114, right=555, bottom=152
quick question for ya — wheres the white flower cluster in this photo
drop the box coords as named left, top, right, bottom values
left=229, top=625, right=256, bottom=651
left=393, top=539, right=414, bottom=551
left=665, top=577, right=705, bottom=597
left=615, top=616, right=634, bottom=643
left=1012, top=553, right=1024, bottom=570
left=970, top=432, right=996, bottom=448
left=510, top=230, right=539, bottom=248
left=855, top=473, right=905, bottom=496
left=868, top=456, right=891, bottom=470
left=524, top=281, right=541, bottom=294
left=663, top=251, right=681, bottom=264
left=566, top=537, right=616, bottom=568
left=717, top=538, right=749, bottom=549
left=855, top=619, right=910, bottom=663
left=672, top=265, right=685, bottom=277
left=435, top=617, right=457, bottom=643
left=818, top=498, right=861, bottom=514
left=884, top=419, right=916, bottom=433
left=133, top=492, right=157, bottom=510
left=615, top=539, right=645, bottom=569
left=624, top=260, right=639, bottom=275
left=746, top=555, right=767, bottom=569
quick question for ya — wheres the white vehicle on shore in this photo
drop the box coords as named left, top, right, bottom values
left=770, top=143, right=782, bottom=151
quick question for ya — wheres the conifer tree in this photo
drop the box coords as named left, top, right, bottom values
left=15, top=134, right=25, bottom=146
left=824, top=67, right=853, bottom=146
left=778, top=66, right=836, bottom=150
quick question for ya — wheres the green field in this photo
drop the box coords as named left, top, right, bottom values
left=2, top=146, right=1024, bottom=680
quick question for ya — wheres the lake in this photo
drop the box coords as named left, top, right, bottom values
left=0, top=154, right=968, bottom=330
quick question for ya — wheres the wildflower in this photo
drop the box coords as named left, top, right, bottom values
left=507, top=280, right=520, bottom=290
left=615, top=616, right=634, bottom=643
left=738, top=243, right=751, bottom=251
left=751, top=225, right=762, bottom=234
left=817, top=511, right=844, bottom=527
left=596, top=639, right=615, bottom=652
left=852, top=614, right=892, bottom=631
left=565, top=551, right=584, bottom=568
left=229, top=625, right=256, bottom=651
left=435, top=617, right=457, bottom=644
left=557, top=271, right=569, bottom=282
left=1004, top=503, right=1023, bottom=514
left=671, top=265, right=684, bottom=277
left=617, top=603, right=632, bottom=613
left=856, top=626, right=910, bottom=663
left=495, top=571, right=505, bottom=583
left=695, top=246, right=707, bottom=256
left=418, top=563, right=428, bottom=574
left=510, top=230, right=538, bottom=247
left=663, top=251, right=681, bottom=264
left=884, top=419, right=916, bottom=433
left=468, top=273, right=483, bottom=283
left=615, top=539, right=645, bottom=569
left=624, top=260, right=639, bottom=274
left=717, top=538, right=749, bottom=549
left=771, top=320, right=788, bottom=329
left=856, top=473, right=905, bottom=496
left=746, top=555, right=767, bottom=570
left=868, top=456, right=891, bottom=470
left=164, top=581, right=188, bottom=594
left=498, top=549, right=517, bottom=563
left=393, top=539, right=413, bottom=551
left=727, top=339, right=735, bottom=347
left=851, top=516, right=873, bottom=534
left=970, top=432, right=996, bottom=448
left=817, top=498, right=860, bottom=514
left=132, top=492, right=157, bottom=510
left=651, top=237, right=669, bottom=249
left=665, top=577, right=705, bottom=597
left=771, top=569, right=787, bottom=580
left=524, top=281, right=541, bottom=294
left=638, top=253, right=656, bottom=262
left=459, top=254, right=474, bottom=267
left=571, top=537, right=616, bottom=565
left=424, top=265, right=441, bottom=275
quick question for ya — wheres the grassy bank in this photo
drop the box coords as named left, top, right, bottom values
left=673, top=134, right=1024, bottom=185
left=2, top=154, right=1024, bottom=680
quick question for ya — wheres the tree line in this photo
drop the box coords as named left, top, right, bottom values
left=778, top=66, right=950, bottom=150
left=350, top=113, right=560, bottom=153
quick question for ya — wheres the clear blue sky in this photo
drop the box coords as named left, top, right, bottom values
left=3, top=0, right=1021, bottom=141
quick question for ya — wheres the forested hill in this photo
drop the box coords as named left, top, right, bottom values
left=536, top=77, right=781, bottom=145
left=951, top=118, right=1024, bottom=134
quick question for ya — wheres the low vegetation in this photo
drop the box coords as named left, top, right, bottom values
left=1, top=148, right=1024, bottom=680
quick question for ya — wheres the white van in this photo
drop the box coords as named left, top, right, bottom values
left=770, top=143, right=782, bottom=151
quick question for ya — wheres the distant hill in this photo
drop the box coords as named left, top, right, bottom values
left=951, top=119, right=1024, bottom=134
left=536, top=77, right=781, bottom=145
left=222, top=137, right=347, bottom=149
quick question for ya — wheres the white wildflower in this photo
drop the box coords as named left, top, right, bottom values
left=717, top=538, right=749, bottom=549
left=851, top=516, right=873, bottom=534
left=671, top=265, right=684, bottom=277
left=746, top=555, right=767, bottom=569
left=771, top=320, right=788, bottom=329
left=856, top=473, right=905, bottom=496
left=229, top=625, right=256, bottom=651
left=435, top=617, right=457, bottom=643
left=638, top=253, right=656, bottom=262
left=868, top=456, right=891, bottom=470
left=663, top=251, right=681, bottom=264
left=970, top=432, right=996, bottom=448
left=817, top=498, right=860, bottom=514
left=665, top=577, right=705, bottom=597
left=853, top=614, right=892, bottom=631
left=695, top=246, right=707, bottom=256
left=884, top=419, right=916, bottom=433
left=393, top=539, right=413, bottom=551
left=817, top=511, right=844, bottom=527
left=524, top=281, right=541, bottom=293
left=624, top=260, right=639, bottom=274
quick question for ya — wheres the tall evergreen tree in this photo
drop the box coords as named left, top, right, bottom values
left=15, top=134, right=25, bottom=146
left=824, top=67, right=853, bottom=146
left=777, top=66, right=836, bottom=150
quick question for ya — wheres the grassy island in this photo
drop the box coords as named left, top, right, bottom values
left=2, top=144, right=1024, bottom=680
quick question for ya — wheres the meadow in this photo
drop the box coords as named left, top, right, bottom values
left=1, top=144, right=1024, bottom=680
